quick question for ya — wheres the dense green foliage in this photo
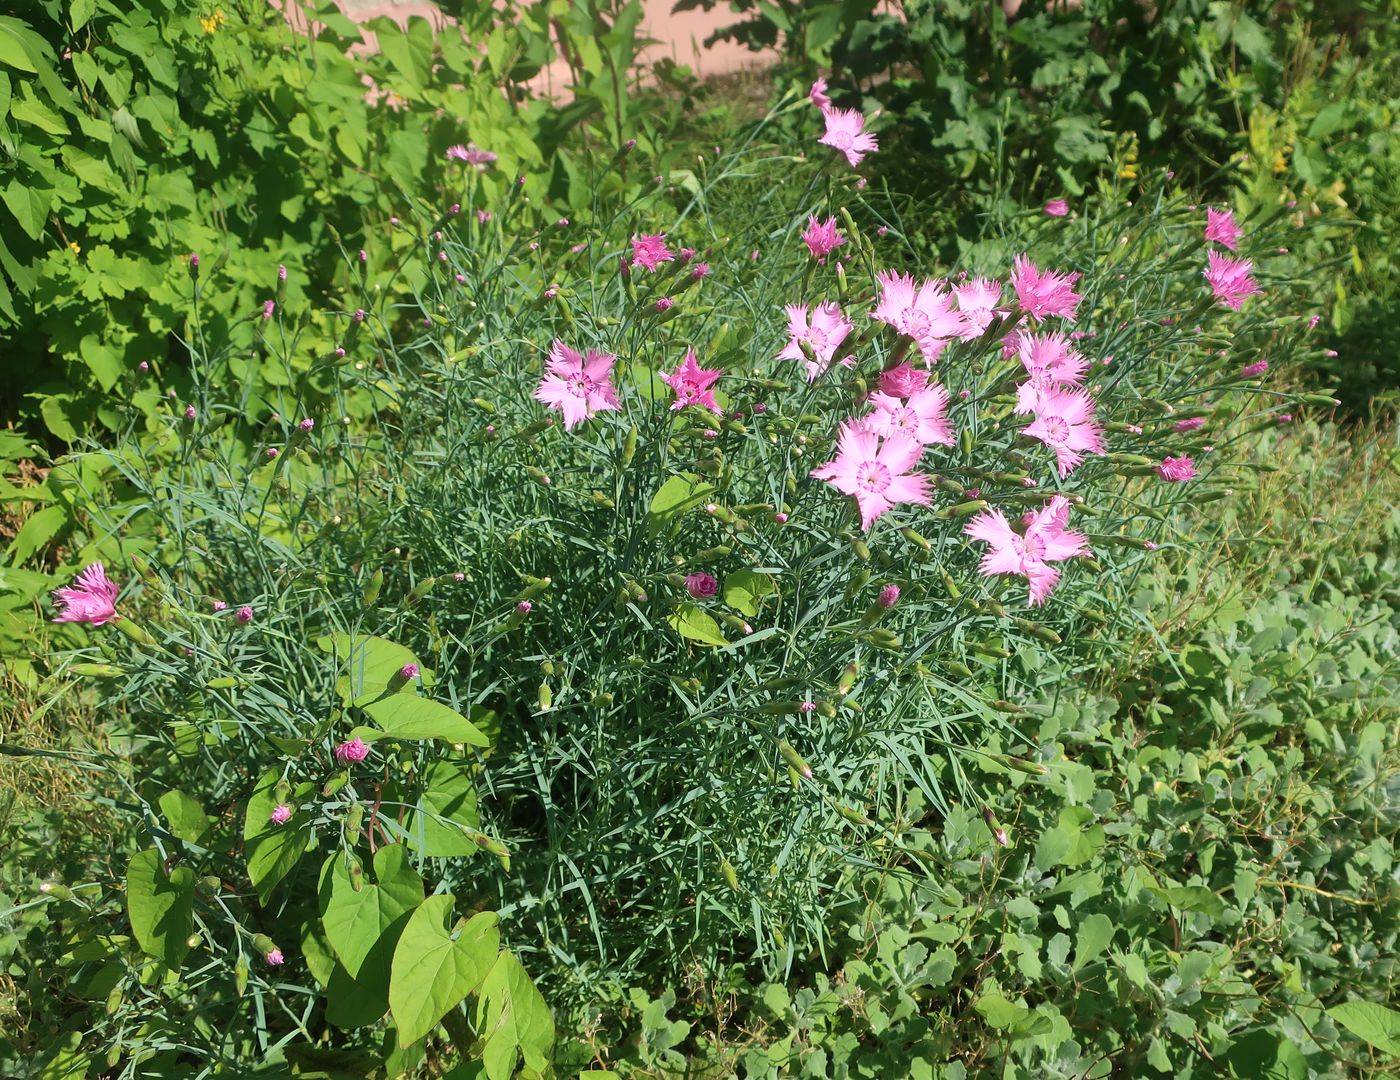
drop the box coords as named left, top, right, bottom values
left=1, top=2, right=1398, bottom=1079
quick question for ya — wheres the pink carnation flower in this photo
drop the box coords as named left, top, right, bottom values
left=877, top=362, right=929, bottom=398
left=684, top=572, right=718, bottom=599
left=630, top=233, right=675, bottom=271
left=1022, top=387, right=1105, bottom=477
left=809, top=77, right=832, bottom=110
left=533, top=340, right=621, bottom=430
left=802, top=215, right=846, bottom=263
left=1011, top=255, right=1082, bottom=322
left=662, top=348, right=722, bottom=413
left=446, top=144, right=497, bottom=167
left=818, top=108, right=878, bottom=167
left=1241, top=359, right=1269, bottom=378
left=871, top=272, right=963, bottom=364
left=963, top=495, right=1089, bottom=606
left=810, top=421, right=931, bottom=531
left=1157, top=455, right=1196, bottom=482
left=953, top=277, right=1007, bottom=340
left=779, top=302, right=854, bottom=381
left=1205, top=251, right=1262, bottom=310
left=864, top=385, right=955, bottom=447
left=334, top=738, right=370, bottom=765
left=1174, top=417, right=1205, bottom=432
left=269, top=804, right=292, bottom=826
left=51, top=562, right=120, bottom=626
left=1012, top=331, right=1090, bottom=413
left=1044, top=199, right=1069, bottom=217
left=1205, top=207, right=1242, bottom=251
left=878, top=583, right=900, bottom=608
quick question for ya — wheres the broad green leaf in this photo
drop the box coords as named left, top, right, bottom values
left=159, top=789, right=211, bottom=845
left=645, top=473, right=714, bottom=537
left=6, top=504, right=65, bottom=563
left=1072, top=913, right=1114, bottom=970
left=360, top=695, right=489, bottom=746
left=10, top=92, right=68, bottom=135
left=125, top=848, right=194, bottom=969
left=0, top=24, right=37, bottom=73
left=317, top=633, right=427, bottom=706
left=372, top=16, right=432, bottom=92
left=974, top=991, right=1030, bottom=1029
left=389, top=897, right=499, bottom=1047
left=243, top=768, right=311, bottom=905
left=3, top=179, right=50, bottom=240
left=475, top=951, right=556, bottom=1080
left=1221, top=1029, right=1308, bottom=1079
left=320, top=845, right=424, bottom=979
left=71, top=0, right=96, bottom=33
left=1149, top=885, right=1224, bottom=919
left=1033, top=807, right=1105, bottom=870
left=667, top=604, right=727, bottom=647
left=400, top=761, right=480, bottom=856
left=723, top=569, right=774, bottom=618
left=1328, top=1000, right=1400, bottom=1056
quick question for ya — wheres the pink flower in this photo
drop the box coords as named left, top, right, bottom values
left=516, top=600, right=532, bottom=613
left=1044, top=199, right=1069, bottom=217
left=661, top=348, right=723, bottom=413
left=265, top=948, right=285, bottom=966
left=877, top=362, right=929, bottom=398
left=184, top=404, right=197, bottom=421
left=802, top=215, right=846, bottom=263
left=269, top=805, right=292, bottom=826
left=1174, top=417, right=1205, bottom=432
left=818, top=107, right=878, bottom=167
left=476, top=209, right=491, bottom=224
left=1022, top=387, right=1105, bottom=477
left=335, top=738, right=370, bottom=765
left=953, top=277, right=1006, bottom=340
left=871, top=272, right=963, bottom=364
left=1241, top=359, right=1269, bottom=378
left=447, top=144, right=496, bottom=167
left=1308, top=315, right=1321, bottom=329
left=963, top=495, right=1089, bottom=606
left=262, top=300, right=275, bottom=320
left=1011, top=255, right=1082, bottom=322
left=51, top=563, right=120, bottom=626
left=654, top=297, right=673, bottom=313
left=1012, top=331, right=1090, bottom=413
left=1205, top=207, right=1242, bottom=251
left=809, top=77, right=832, bottom=110
left=779, top=302, right=854, bottom=381
left=691, top=263, right=710, bottom=280
left=398, top=662, right=419, bottom=680
left=236, top=605, right=254, bottom=624
left=266, top=447, right=279, bottom=460
left=878, top=583, right=900, bottom=608
left=212, top=600, right=227, bottom=612
left=533, top=340, right=621, bottom=430
left=810, top=421, right=931, bottom=531
left=1205, top=251, right=1262, bottom=310
left=864, top=384, right=955, bottom=447
left=1157, top=455, right=1196, bottom=482
left=685, top=572, right=718, bottom=599
left=631, top=233, right=675, bottom=271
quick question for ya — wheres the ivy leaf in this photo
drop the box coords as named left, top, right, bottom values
left=320, top=845, right=424, bottom=979
left=126, top=848, right=195, bottom=970
left=243, top=768, right=311, bottom=905
left=474, top=951, right=556, bottom=1080
left=1328, top=1000, right=1400, bottom=1057
left=389, top=897, right=499, bottom=1047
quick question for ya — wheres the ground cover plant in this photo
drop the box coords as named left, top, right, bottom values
left=2, top=6, right=1399, bottom=1080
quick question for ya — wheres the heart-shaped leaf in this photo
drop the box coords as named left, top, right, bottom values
left=389, top=897, right=499, bottom=1047
left=475, top=951, right=556, bottom=1080
left=321, top=845, right=424, bottom=978
left=126, top=848, right=195, bottom=970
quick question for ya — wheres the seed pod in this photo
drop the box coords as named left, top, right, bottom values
left=106, top=985, right=123, bottom=1015
left=409, top=576, right=437, bottom=602
left=945, top=660, right=974, bottom=679
left=1107, top=452, right=1153, bottom=466
left=322, top=773, right=348, bottom=797
left=777, top=740, right=813, bottom=779
left=1013, top=618, right=1062, bottom=644
left=363, top=569, right=384, bottom=607
left=721, top=858, right=740, bottom=892
left=71, top=663, right=126, bottom=678
left=988, top=699, right=1023, bottom=714
left=941, top=572, right=962, bottom=600
left=348, top=858, right=365, bottom=893
left=517, top=418, right=555, bottom=441
left=845, top=568, right=871, bottom=600
left=942, top=499, right=988, bottom=519
left=344, top=802, right=364, bottom=842
left=621, top=424, right=638, bottom=465
left=836, top=802, right=873, bottom=826
left=471, top=397, right=496, bottom=413
left=537, top=682, right=552, bottom=712
left=1300, top=392, right=1340, bottom=407
left=273, top=778, right=292, bottom=805
left=590, top=490, right=616, bottom=508
left=973, top=642, right=1012, bottom=658
left=959, top=428, right=973, bottom=456
left=516, top=576, right=553, bottom=601
left=836, top=661, right=860, bottom=696
left=863, top=629, right=902, bottom=650
left=986, top=599, right=1008, bottom=619
left=851, top=537, right=871, bottom=562
left=525, top=466, right=552, bottom=486
left=235, top=959, right=248, bottom=996
left=994, top=753, right=1047, bottom=775
left=590, top=692, right=614, bottom=707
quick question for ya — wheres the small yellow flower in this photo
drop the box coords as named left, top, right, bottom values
left=201, top=9, right=225, bottom=33
left=69, top=241, right=81, bottom=255
left=1119, top=164, right=1139, bottom=180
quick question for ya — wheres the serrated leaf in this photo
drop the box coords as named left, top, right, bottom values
left=125, top=848, right=194, bottom=970
left=389, top=898, right=499, bottom=1047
